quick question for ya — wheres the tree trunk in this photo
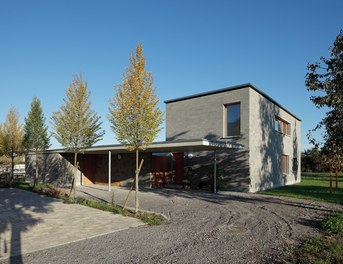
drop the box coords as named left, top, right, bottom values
left=69, top=152, right=78, bottom=198
left=34, top=152, right=38, bottom=188
left=135, top=148, right=139, bottom=213
left=10, top=153, right=14, bottom=187
left=329, top=165, right=333, bottom=194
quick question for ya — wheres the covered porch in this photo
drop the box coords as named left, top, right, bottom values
left=56, top=139, right=243, bottom=192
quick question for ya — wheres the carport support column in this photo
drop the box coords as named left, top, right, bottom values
left=213, top=150, right=217, bottom=194
left=108, top=151, right=111, bottom=192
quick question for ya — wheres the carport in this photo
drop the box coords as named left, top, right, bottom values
left=54, top=139, right=243, bottom=192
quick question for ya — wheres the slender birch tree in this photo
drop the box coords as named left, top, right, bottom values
left=23, top=97, right=50, bottom=187
left=0, top=107, right=24, bottom=186
left=108, top=43, right=163, bottom=213
left=51, top=74, right=105, bottom=196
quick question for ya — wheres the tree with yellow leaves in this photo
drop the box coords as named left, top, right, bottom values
left=0, top=107, right=24, bottom=186
left=52, top=74, right=105, bottom=196
left=108, top=44, right=163, bottom=212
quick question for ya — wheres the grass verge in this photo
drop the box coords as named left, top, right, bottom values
left=283, top=212, right=343, bottom=264
left=1, top=180, right=166, bottom=225
left=259, top=173, right=343, bottom=204
left=65, top=196, right=166, bottom=225
left=321, top=212, right=343, bottom=234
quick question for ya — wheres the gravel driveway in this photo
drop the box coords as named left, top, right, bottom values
left=5, top=186, right=343, bottom=264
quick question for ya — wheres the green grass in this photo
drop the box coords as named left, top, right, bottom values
left=1, top=179, right=165, bottom=225
left=64, top=197, right=123, bottom=214
left=135, top=212, right=165, bottom=225
left=260, top=172, right=343, bottom=204
left=64, top=196, right=165, bottom=225
left=284, top=234, right=343, bottom=264
left=260, top=173, right=343, bottom=263
left=322, top=213, right=343, bottom=234
left=0, top=180, right=50, bottom=191
left=284, top=213, right=343, bottom=264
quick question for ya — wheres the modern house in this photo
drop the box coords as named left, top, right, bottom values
left=26, top=83, right=301, bottom=192
left=165, top=83, right=301, bottom=192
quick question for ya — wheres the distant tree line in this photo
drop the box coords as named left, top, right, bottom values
left=301, top=147, right=329, bottom=172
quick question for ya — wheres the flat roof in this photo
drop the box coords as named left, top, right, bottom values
left=164, top=83, right=301, bottom=121
left=45, top=139, right=243, bottom=155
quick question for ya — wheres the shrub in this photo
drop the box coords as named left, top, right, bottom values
left=135, top=212, right=165, bottom=225
left=63, top=197, right=123, bottom=214
left=33, top=184, right=65, bottom=198
left=322, top=213, right=343, bottom=234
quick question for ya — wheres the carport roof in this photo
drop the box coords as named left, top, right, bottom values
left=48, top=139, right=243, bottom=155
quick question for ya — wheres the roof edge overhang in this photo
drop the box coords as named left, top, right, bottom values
left=164, top=83, right=301, bottom=121
left=34, top=139, right=243, bottom=155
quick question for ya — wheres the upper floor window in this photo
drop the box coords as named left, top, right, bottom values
left=226, top=103, right=241, bottom=136
left=275, top=116, right=290, bottom=135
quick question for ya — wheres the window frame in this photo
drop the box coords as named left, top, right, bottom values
left=223, top=102, right=241, bottom=137
left=275, top=116, right=290, bottom=136
left=282, top=154, right=289, bottom=175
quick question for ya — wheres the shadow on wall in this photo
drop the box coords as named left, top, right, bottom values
left=293, top=123, right=299, bottom=181
left=185, top=132, right=249, bottom=192
left=166, top=131, right=190, bottom=141
left=258, top=97, right=284, bottom=190
left=0, top=189, right=54, bottom=263
left=89, top=152, right=152, bottom=186
left=26, top=153, right=74, bottom=187
left=203, top=132, right=218, bottom=141
left=191, top=150, right=250, bottom=192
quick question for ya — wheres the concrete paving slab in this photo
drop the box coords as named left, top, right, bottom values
left=0, top=188, right=144, bottom=260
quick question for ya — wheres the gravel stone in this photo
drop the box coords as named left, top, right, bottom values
left=3, top=186, right=342, bottom=264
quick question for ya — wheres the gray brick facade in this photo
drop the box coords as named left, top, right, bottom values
left=165, top=84, right=301, bottom=192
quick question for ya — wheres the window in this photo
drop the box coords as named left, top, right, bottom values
left=282, top=155, right=289, bottom=174
left=275, top=116, right=290, bottom=135
left=225, top=103, right=240, bottom=136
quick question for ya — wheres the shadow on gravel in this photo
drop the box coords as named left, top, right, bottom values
left=139, top=186, right=339, bottom=214
left=297, top=217, right=322, bottom=230
left=78, top=190, right=110, bottom=204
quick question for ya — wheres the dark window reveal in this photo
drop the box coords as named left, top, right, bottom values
left=226, top=103, right=241, bottom=136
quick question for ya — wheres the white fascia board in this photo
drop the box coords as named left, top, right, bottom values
left=46, top=139, right=243, bottom=155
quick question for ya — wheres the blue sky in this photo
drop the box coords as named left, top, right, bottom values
left=0, top=0, right=342, bottom=150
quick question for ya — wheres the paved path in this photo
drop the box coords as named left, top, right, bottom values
left=0, top=188, right=144, bottom=260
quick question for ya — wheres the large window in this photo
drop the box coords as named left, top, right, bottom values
left=275, top=116, right=290, bottom=135
left=226, top=103, right=241, bottom=136
left=282, top=154, right=289, bottom=174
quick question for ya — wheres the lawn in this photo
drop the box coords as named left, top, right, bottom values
left=260, top=172, right=343, bottom=204
left=260, top=173, right=343, bottom=263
